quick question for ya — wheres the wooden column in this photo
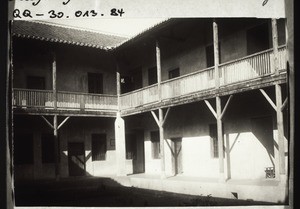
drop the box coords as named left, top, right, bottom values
left=156, top=40, right=166, bottom=178
left=213, top=20, right=220, bottom=88
left=275, top=84, right=285, bottom=177
left=52, top=52, right=57, bottom=109
left=115, top=63, right=126, bottom=176
left=216, top=96, right=225, bottom=180
left=116, top=70, right=121, bottom=110
left=271, top=19, right=279, bottom=75
left=53, top=115, right=60, bottom=180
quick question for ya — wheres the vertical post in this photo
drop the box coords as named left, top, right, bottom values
left=156, top=40, right=166, bottom=178
left=275, top=84, right=285, bottom=178
left=52, top=52, right=57, bottom=109
left=115, top=63, right=126, bottom=176
left=116, top=70, right=121, bottom=110
left=159, top=109, right=166, bottom=178
left=213, top=20, right=220, bottom=88
left=53, top=115, right=60, bottom=180
left=156, top=40, right=162, bottom=101
left=216, top=96, right=225, bottom=181
left=115, top=112, right=127, bottom=176
left=271, top=19, right=279, bottom=75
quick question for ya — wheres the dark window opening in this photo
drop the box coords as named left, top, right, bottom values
left=88, top=73, right=103, bottom=94
left=125, top=134, right=137, bottom=160
left=209, top=124, right=219, bottom=158
left=14, top=133, right=34, bottom=165
left=150, top=131, right=160, bottom=159
left=206, top=43, right=221, bottom=68
left=120, top=68, right=143, bottom=93
left=41, top=133, right=55, bottom=164
left=168, top=68, right=180, bottom=79
left=247, top=23, right=270, bottom=55
left=148, top=67, right=157, bottom=85
left=27, top=76, right=45, bottom=90
left=92, top=134, right=107, bottom=161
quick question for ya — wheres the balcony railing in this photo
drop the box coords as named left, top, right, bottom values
left=13, top=46, right=287, bottom=113
left=13, top=89, right=118, bottom=111
left=120, top=46, right=286, bottom=110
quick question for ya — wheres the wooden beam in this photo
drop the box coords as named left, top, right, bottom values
left=213, top=20, right=220, bottom=88
left=156, top=40, right=162, bottom=101
left=158, top=108, right=166, bottom=178
left=53, top=115, right=60, bottom=180
left=52, top=52, right=57, bottom=109
left=151, top=111, right=160, bottom=127
left=41, top=115, right=54, bottom=129
left=220, top=95, right=233, bottom=120
left=271, top=19, right=279, bottom=75
left=204, top=100, right=217, bottom=119
left=57, top=116, right=70, bottom=130
left=116, top=67, right=121, bottom=111
left=162, top=107, right=170, bottom=127
left=216, top=96, right=225, bottom=180
left=259, top=89, right=277, bottom=111
left=275, top=84, right=285, bottom=176
left=281, top=97, right=288, bottom=111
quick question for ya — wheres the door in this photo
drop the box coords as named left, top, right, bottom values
left=68, top=142, right=85, bottom=176
left=171, top=138, right=183, bottom=175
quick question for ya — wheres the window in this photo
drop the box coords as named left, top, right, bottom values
left=41, top=133, right=55, bottom=164
left=148, top=67, right=157, bottom=85
left=88, top=73, right=103, bottom=94
left=125, top=134, right=137, bottom=160
left=168, top=68, right=180, bottom=79
left=27, top=76, right=45, bottom=89
left=14, top=133, right=34, bottom=165
left=150, top=131, right=160, bottom=159
left=91, top=134, right=107, bottom=161
left=247, top=23, right=270, bottom=55
left=206, top=43, right=221, bottom=68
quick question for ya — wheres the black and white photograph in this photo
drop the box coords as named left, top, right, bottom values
left=1, top=0, right=294, bottom=208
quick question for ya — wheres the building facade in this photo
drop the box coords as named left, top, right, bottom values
left=12, top=18, right=289, bottom=203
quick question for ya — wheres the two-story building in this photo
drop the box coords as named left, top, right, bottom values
left=12, top=18, right=289, bottom=203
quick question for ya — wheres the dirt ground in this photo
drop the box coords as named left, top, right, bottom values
left=14, top=177, right=278, bottom=207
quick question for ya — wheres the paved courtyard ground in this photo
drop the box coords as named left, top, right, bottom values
left=14, top=177, right=281, bottom=207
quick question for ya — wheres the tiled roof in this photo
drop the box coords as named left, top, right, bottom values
left=12, top=20, right=127, bottom=50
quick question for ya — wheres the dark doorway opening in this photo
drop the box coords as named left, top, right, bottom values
left=68, top=142, right=85, bottom=176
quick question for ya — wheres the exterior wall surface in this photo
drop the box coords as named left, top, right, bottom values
left=126, top=89, right=288, bottom=180
left=13, top=39, right=117, bottom=95
left=13, top=116, right=117, bottom=180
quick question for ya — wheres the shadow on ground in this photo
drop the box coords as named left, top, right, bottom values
left=15, top=176, right=279, bottom=207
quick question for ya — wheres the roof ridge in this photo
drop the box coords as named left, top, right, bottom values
left=32, top=20, right=129, bottom=39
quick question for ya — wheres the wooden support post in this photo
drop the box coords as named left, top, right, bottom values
left=116, top=68, right=121, bottom=111
left=57, top=116, right=70, bottom=130
left=53, top=115, right=60, bottom=180
left=275, top=84, right=285, bottom=178
left=156, top=40, right=162, bottom=101
left=271, top=19, right=279, bottom=75
left=52, top=52, right=57, bottom=109
left=216, top=96, right=225, bottom=181
left=213, top=20, right=220, bottom=88
left=115, top=112, right=126, bottom=176
left=158, top=108, right=166, bottom=179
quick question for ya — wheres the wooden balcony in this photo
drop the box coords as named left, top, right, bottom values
left=13, top=89, right=118, bottom=116
left=120, top=46, right=287, bottom=115
left=13, top=46, right=287, bottom=117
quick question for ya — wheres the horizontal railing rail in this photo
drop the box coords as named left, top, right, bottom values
left=120, top=84, right=159, bottom=109
left=120, top=46, right=287, bottom=110
left=13, top=88, right=118, bottom=111
left=13, top=47, right=287, bottom=112
left=13, top=88, right=54, bottom=108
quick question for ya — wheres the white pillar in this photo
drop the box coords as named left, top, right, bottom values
left=115, top=112, right=127, bottom=176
